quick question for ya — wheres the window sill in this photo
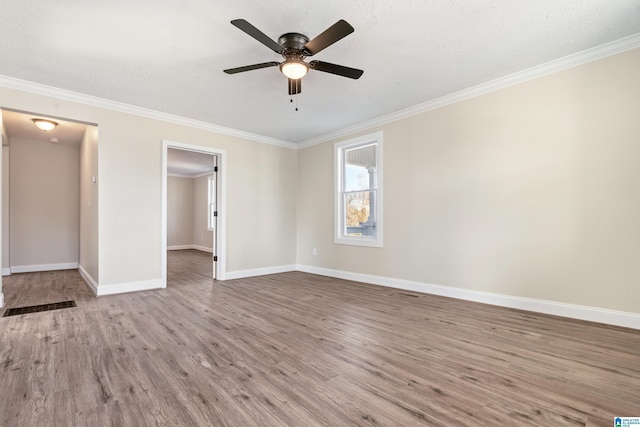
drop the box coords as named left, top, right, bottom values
left=334, top=236, right=383, bottom=248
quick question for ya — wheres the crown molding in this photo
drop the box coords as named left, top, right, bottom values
left=167, top=171, right=214, bottom=179
left=167, top=172, right=195, bottom=178
left=298, top=33, right=640, bottom=149
left=0, top=75, right=297, bottom=150
left=2, top=33, right=639, bottom=151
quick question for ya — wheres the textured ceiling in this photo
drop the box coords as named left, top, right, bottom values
left=1, top=1, right=639, bottom=144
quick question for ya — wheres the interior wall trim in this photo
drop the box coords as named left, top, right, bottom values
left=10, top=262, right=78, bottom=274
left=192, top=245, right=214, bottom=253
left=78, top=265, right=99, bottom=295
left=167, top=245, right=192, bottom=251
left=298, top=33, right=640, bottom=148
left=296, top=264, right=640, bottom=330
left=96, top=278, right=163, bottom=297
left=1, top=268, right=10, bottom=276
left=0, top=75, right=297, bottom=150
left=167, top=245, right=213, bottom=253
left=225, top=264, right=297, bottom=280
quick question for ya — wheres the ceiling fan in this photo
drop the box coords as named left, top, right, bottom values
left=224, top=19, right=364, bottom=95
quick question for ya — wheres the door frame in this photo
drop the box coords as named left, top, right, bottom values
left=161, top=139, right=226, bottom=286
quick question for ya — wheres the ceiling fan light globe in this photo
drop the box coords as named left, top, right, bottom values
left=280, top=61, right=308, bottom=79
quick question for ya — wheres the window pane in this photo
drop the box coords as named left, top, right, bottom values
left=344, top=144, right=376, bottom=192
left=344, top=191, right=376, bottom=237
left=344, top=163, right=369, bottom=192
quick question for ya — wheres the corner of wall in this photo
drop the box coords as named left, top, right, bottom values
left=95, top=278, right=163, bottom=296
left=78, top=265, right=98, bottom=296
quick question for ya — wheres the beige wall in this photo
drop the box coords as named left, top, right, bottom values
left=10, top=137, right=80, bottom=268
left=193, top=174, right=214, bottom=249
left=0, top=85, right=298, bottom=288
left=79, top=126, right=99, bottom=282
left=167, top=176, right=195, bottom=247
left=167, top=174, right=213, bottom=250
left=226, top=141, right=297, bottom=269
left=297, top=48, right=640, bottom=314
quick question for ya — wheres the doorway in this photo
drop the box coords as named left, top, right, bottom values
left=0, top=108, right=99, bottom=305
left=161, top=140, right=226, bottom=287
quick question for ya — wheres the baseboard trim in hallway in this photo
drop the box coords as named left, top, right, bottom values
left=10, top=262, right=78, bottom=274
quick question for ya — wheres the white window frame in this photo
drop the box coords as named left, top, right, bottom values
left=334, top=131, right=383, bottom=247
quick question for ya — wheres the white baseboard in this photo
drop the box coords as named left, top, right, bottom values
left=2, top=268, right=10, bottom=276
left=167, top=245, right=193, bottom=250
left=96, top=278, right=163, bottom=296
left=79, top=264, right=162, bottom=297
left=10, top=262, right=78, bottom=274
left=78, top=265, right=99, bottom=296
left=168, top=245, right=213, bottom=253
left=0, top=292, right=4, bottom=308
left=296, top=265, right=640, bottom=330
left=226, top=264, right=297, bottom=280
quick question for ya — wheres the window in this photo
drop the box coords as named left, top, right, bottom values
left=207, top=175, right=216, bottom=231
left=334, top=132, right=383, bottom=247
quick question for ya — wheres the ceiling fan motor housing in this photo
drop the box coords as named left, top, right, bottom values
left=278, top=33, right=310, bottom=51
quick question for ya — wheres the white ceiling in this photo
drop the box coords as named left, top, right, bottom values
left=1, top=1, right=639, bottom=144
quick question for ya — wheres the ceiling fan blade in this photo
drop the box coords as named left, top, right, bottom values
left=230, top=19, right=283, bottom=53
left=309, top=60, right=363, bottom=79
left=288, top=78, right=302, bottom=95
left=303, top=20, right=354, bottom=56
left=223, top=61, right=280, bottom=74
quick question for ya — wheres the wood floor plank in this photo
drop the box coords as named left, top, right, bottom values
left=1, top=249, right=639, bottom=426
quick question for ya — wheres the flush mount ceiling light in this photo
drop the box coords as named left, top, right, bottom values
left=32, top=118, right=58, bottom=132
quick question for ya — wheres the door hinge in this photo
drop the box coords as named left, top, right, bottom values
left=214, top=166, right=218, bottom=172
left=213, top=255, right=218, bottom=262
left=214, top=211, right=218, bottom=217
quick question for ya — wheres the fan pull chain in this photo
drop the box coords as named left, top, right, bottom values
left=289, top=96, right=300, bottom=112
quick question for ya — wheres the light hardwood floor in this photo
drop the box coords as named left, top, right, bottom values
left=1, top=250, right=639, bottom=426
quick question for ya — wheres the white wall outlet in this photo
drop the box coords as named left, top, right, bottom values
left=313, top=248, right=318, bottom=256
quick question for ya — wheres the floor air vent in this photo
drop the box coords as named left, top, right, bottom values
left=3, top=300, right=76, bottom=317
